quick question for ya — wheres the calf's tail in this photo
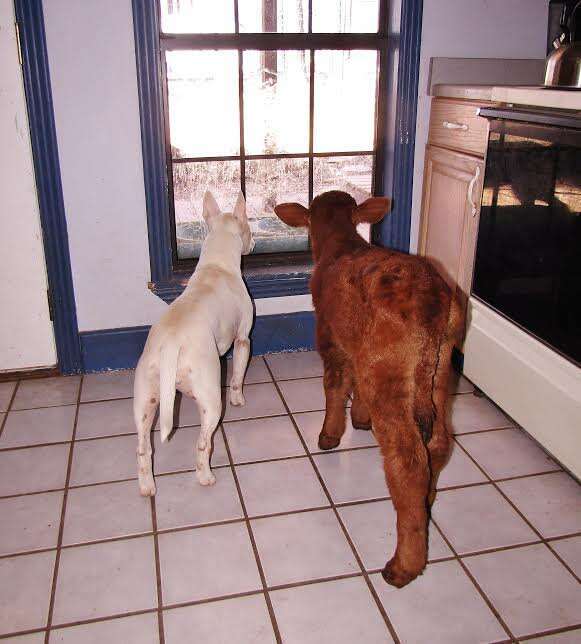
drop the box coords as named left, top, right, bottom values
left=159, top=343, right=180, bottom=443
left=413, top=288, right=465, bottom=445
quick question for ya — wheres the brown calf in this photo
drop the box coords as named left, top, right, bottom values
left=274, top=191, right=463, bottom=587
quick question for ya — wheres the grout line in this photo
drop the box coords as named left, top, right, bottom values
left=429, top=518, right=517, bottom=642
left=454, top=425, right=520, bottom=437
left=43, top=375, right=84, bottom=644
left=0, top=381, right=20, bottom=441
left=2, top=583, right=579, bottom=642
left=150, top=496, right=165, bottom=644
left=517, top=623, right=581, bottom=641
left=0, top=446, right=568, bottom=502
left=262, top=360, right=401, bottom=644
left=219, top=423, right=283, bottom=643
left=453, top=439, right=581, bottom=585
left=3, top=508, right=579, bottom=564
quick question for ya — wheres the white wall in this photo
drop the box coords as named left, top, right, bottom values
left=44, top=0, right=169, bottom=332
left=43, top=0, right=313, bottom=333
left=409, top=0, right=548, bottom=252
left=43, top=0, right=547, bottom=334
left=0, top=0, right=56, bottom=371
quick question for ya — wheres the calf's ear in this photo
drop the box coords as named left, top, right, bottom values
left=273, top=203, right=310, bottom=227
left=353, top=197, right=391, bottom=225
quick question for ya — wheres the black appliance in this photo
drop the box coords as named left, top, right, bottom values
left=548, top=0, right=581, bottom=53
left=472, top=107, right=581, bottom=366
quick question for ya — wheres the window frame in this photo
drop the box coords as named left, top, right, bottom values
left=133, top=0, right=390, bottom=303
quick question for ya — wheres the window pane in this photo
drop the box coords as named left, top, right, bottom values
left=245, top=158, right=309, bottom=253
left=173, top=160, right=241, bottom=259
left=166, top=51, right=240, bottom=159
left=243, top=50, right=310, bottom=154
left=239, top=0, right=308, bottom=32
left=312, top=0, right=379, bottom=33
left=160, top=0, right=235, bottom=33
left=314, top=155, right=373, bottom=240
left=314, top=50, right=377, bottom=153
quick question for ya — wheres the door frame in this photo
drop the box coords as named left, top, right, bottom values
left=14, top=0, right=82, bottom=374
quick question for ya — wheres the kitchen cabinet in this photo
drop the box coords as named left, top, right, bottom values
left=418, top=98, right=492, bottom=321
left=419, top=146, right=484, bottom=299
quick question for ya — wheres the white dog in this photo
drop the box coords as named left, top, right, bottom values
left=134, top=191, right=254, bottom=495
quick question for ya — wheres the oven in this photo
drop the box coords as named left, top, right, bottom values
left=473, top=107, right=581, bottom=366
left=462, top=105, right=581, bottom=478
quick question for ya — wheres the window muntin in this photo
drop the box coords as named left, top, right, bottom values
left=160, top=0, right=235, bottom=33
left=159, top=1, right=387, bottom=263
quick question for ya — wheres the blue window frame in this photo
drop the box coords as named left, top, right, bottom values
left=131, top=0, right=403, bottom=303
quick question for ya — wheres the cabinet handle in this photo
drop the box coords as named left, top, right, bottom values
left=442, top=120, right=469, bottom=131
left=467, top=166, right=481, bottom=217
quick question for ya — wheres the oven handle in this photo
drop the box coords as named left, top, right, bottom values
left=467, top=166, right=481, bottom=217
left=478, top=106, right=581, bottom=130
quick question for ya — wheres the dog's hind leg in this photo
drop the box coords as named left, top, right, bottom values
left=192, top=358, right=222, bottom=486
left=229, top=337, right=250, bottom=406
left=134, top=361, right=159, bottom=496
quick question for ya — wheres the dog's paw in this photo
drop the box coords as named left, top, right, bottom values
left=196, top=470, right=217, bottom=486
left=229, top=389, right=246, bottom=407
left=139, top=479, right=156, bottom=497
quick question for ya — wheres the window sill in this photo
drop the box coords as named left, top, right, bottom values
left=149, top=265, right=312, bottom=304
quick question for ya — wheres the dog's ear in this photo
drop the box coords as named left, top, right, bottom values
left=352, top=197, right=391, bottom=225
left=202, top=190, right=221, bottom=224
left=233, top=191, right=247, bottom=222
left=273, top=203, right=309, bottom=228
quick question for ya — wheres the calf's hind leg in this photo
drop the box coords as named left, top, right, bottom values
left=426, top=342, right=455, bottom=506
left=373, top=396, right=430, bottom=587
left=318, top=342, right=352, bottom=451
left=350, top=380, right=372, bottom=431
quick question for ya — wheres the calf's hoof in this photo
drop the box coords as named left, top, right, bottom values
left=381, top=558, right=423, bottom=588
left=318, top=432, right=340, bottom=450
left=351, top=417, right=372, bottom=431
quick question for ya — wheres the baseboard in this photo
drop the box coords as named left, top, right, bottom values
left=79, top=311, right=316, bottom=373
left=0, top=366, right=60, bottom=382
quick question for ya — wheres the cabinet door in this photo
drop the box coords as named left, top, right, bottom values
left=419, top=145, right=484, bottom=301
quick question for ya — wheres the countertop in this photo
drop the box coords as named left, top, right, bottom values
left=433, top=84, right=581, bottom=111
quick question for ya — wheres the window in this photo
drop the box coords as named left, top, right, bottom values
left=157, top=0, right=389, bottom=270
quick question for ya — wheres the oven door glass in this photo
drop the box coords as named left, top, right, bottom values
left=472, top=119, right=581, bottom=366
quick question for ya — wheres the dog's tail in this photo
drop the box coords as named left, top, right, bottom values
left=159, top=342, right=180, bottom=443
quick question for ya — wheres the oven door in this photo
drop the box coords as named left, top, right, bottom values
left=472, top=108, right=581, bottom=366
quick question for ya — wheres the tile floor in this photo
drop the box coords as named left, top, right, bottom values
left=0, top=352, right=580, bottom=643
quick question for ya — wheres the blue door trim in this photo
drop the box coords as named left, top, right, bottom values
left=14, top=0, right=82, bottom=374
left=80, top=311, right=316, bottom=372
left=376, top=0, right=423, bottom=252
